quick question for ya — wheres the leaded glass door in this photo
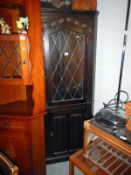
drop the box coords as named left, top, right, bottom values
left=49, top=30, right=85, bottom=102
left=43, top=13, right=93, bottom=107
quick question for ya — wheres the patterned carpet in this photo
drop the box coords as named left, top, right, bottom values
left=47, top=161, right=83, bottom=175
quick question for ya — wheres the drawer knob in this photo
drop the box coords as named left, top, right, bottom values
left=0, top=122, right=11, bottom=128
left=4, top=123, right=11, bottom=128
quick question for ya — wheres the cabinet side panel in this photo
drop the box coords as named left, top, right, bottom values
left=25, top=0, right=46, bottom=115
left=30, top=115, right=46, bottom=175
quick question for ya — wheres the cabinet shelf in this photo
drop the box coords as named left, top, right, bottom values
left=0, top=100, right=33, bottom=116
left=0, top=34, right=32, bottom=85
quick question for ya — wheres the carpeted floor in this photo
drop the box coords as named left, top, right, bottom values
left=47, top=161, right=83, bottom=175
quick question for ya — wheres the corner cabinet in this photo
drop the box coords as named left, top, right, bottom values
left=42, top=9, right=98, bottom=163
left=0, top=1, right=46, bottom=175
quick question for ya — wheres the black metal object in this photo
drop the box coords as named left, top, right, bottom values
left=116, top=0, right=131, bottom=109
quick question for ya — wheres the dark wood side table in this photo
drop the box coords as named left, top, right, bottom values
left=69, top=119, right=131, bottom=175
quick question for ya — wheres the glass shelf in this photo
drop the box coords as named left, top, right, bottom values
left=91, top=118, right=131, bottom=146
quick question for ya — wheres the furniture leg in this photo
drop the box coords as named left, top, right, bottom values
left=69, top=159, right=74, bottom=175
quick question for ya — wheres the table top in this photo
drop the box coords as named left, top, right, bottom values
left=84, top=118, right=131, bottom=156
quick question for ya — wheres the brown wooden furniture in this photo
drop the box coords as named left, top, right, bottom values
left=0, top=0, right=46, bottom=174
left=83, top=120, right=131, bottom=156
left=0, top=152, right=18, bottom=175
left=69, top=119, right=131, bottom=175
left=72, top=0, right=97, bottom=10
left=42, top=7, right=98, bottom=163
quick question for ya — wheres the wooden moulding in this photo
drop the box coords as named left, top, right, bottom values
left=72, top=0, right=97, bottom=10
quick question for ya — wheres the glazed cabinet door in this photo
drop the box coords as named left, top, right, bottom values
left=0, top=34, right=31, bottom=85
left=45, top=114, right=68, bottom=162
left=42, top=11, right=96, bottom=108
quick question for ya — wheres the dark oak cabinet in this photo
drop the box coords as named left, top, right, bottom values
left=42, top=9, right=97, bottom=163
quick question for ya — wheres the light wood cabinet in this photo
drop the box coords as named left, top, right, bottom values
left=0, top=0, right=46, bottom=174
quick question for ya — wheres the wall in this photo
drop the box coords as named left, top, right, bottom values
left=94, top=0, right=131, bottom=113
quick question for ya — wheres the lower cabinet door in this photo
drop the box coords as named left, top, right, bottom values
left=45, top=112, right=86, bottom=163
left=52, top=115, right=68, bottom=155
left=0, top=131, right=32, bottom=174
left=69, top=113, right=84, bottom=153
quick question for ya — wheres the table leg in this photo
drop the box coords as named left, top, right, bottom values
left=69, top=160, right=74, bottom=175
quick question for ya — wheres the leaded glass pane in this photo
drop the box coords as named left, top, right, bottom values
left=47, top=30, right=85, bottom=102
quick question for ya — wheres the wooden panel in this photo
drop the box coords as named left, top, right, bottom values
left=0, top=8, right=19, bottom=33
left=0, top=85, right=26, bottom=105
left=69, top=113, right=84, bottom=152
left=0, top=100, right=33, bottom=116
left=0, top=132, right=32, bottom=174
left=0, top=0, right=24, bottom=4
left=30, top=115, right=46, bottom=175
left=19, top=34, right=32, bottom=85
left=0, top=114, right=46, bottom=175
left=53, top=115, right=68, bottom=154
left=72, top=0, right=97, bottom=10
left=25, top=0, right=46, bottom=115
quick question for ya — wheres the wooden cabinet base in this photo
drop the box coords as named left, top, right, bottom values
left=0, top=114, right=46, bottom=175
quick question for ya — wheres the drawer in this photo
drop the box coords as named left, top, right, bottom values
left=0, top=119, right=28, bottom=131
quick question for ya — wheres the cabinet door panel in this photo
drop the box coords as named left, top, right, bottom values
left=0, top=34, right=31, bottom=85
left=69, top=113, right=84, bottom=152
left=42, top=12, right=96, bottom=107
left=45, top=115, right=53, bottom=157
left=52, top=115, right=68, bottom=155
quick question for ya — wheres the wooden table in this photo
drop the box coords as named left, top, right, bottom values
left=69, top=119, right=131, bottom=175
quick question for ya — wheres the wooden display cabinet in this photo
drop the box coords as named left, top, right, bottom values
left=42, top=7, right=98, bottom=163
left=0, top=0, right=46, bottom=175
